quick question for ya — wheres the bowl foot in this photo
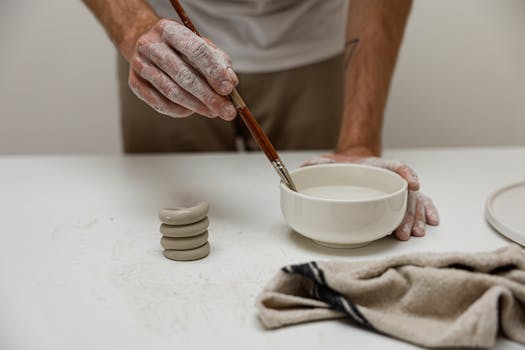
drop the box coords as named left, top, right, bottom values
left=312, top=239, right=372, bottom=249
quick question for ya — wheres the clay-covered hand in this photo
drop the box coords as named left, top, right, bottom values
left=127, top=19, right=239, bottom=120
left=303, top=153, right=439, bottom=240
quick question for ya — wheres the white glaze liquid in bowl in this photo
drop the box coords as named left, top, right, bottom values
left=301, top=185, right=388, bottom=201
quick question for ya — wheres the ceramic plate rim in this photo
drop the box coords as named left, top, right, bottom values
left=485, top=181, right=525, bottom=246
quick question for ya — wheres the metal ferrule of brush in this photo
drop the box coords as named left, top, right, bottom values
left=272, top=158, right=297, bottom=191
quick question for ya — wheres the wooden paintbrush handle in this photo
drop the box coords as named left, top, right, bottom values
left=169, top=0, right=279, bottom=162
left=229, top=89, right=278, bottom=160
left=169, top=0, right=297, bottom=190
left=169, top=0, right=200, bottom=35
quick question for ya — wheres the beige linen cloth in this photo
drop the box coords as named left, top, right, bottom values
left=257, top=245, right=525, bottom=348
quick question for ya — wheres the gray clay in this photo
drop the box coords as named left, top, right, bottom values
left=163, top=242, right=210, bottom=261
left=159, top=202, right=209, bottom=225
left=160, top=231, right=208, bottom=250
left=160, top=217, right=209, bottom=238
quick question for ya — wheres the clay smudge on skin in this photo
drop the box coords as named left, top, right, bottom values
left=141, top=40, right=232, bottom=116
left=159, top=20, right=237, bottom=93
left=136, top=56, right=213, bottom=116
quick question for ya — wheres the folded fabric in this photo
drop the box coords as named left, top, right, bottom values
left=256, top=245, right=525, bottom=348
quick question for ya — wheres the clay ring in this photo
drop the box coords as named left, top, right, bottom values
left=160, top=231, right=208, bottom=250
left=159, top=217, right=209, bottom=238
left=159, top=201, right=209, bottom=225
left=163, top=242, right=210, bottom=261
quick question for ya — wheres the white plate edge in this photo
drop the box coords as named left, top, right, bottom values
left=485, top=181, right=525, bottom=246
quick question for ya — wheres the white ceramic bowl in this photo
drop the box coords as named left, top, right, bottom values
left=280, top=164, right=407, bottom=248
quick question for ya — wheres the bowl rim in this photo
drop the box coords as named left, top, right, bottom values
left=280, top=163, right=408, bottom=203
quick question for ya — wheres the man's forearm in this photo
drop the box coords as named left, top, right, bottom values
left=337, top=0, right=412, bottom=157
left=83, top=0, right=159, bottom=60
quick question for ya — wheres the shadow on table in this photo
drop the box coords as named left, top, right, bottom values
left=285, top=228, right=404, bottom=257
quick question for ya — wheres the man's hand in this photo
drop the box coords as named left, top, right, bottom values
left=82, top=0, right=238, bottom=120
left=128, top=19, right=238, bottom=120
left=303, top=152, right=439, bottom=241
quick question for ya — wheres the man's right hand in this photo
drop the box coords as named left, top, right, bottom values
left=127, top=19, right=239, bottom=120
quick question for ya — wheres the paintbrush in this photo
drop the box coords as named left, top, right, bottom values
left=168, top=0, right=297, bottom=192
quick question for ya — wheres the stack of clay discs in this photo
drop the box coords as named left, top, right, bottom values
left=158, top=201, right=210, bottom=261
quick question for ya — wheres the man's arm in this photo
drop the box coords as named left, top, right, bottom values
left=305, top=1, right=439, bottom=241
left=82, top=0, right=159, bottom=60
left=336, top=0, right=412, bottom=157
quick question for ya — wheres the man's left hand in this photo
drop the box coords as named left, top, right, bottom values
left=303, top=153, right=439, bottom=241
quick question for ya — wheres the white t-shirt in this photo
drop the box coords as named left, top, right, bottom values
left=148, top=0, right=348, bottom=73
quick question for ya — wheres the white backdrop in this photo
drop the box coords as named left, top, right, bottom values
left=0, top=0, right=524, bottom=154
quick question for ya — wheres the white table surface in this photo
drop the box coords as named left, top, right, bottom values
left=1, top=148, right=524, bottom=350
